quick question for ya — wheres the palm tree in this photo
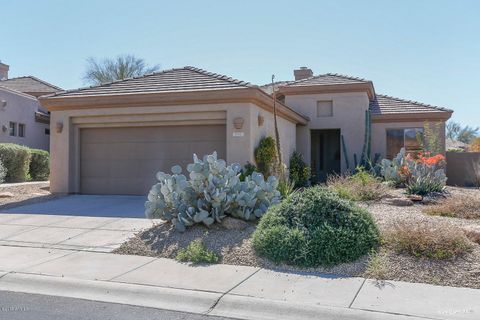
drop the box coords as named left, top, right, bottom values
left=83, top=54, right=160, bottom=85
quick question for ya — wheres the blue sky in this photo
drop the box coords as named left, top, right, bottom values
left=1, top=0, right=479, bottom=126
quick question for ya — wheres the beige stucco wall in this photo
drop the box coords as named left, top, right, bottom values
left=285, top=92, right=370, bottom=172
left=49, top=102, right=297, bottom=193
left=371, top=120, right=446, bottom=159
left=0, top=88, right=49, bottom=150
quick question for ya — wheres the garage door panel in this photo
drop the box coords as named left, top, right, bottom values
left=80, top=125, right=226, bottom=195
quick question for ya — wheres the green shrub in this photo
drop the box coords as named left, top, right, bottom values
left=29, top=149, right=50, bottom=181
left=252, top=186, right=380, bottom=267
left=289, top=151, right=310, bottom=188
left=176, top=240, right=219, bottom=264
left=254, top=137, right=277, bottom=177
left=239, top=162, right=257, bottom=182
left=0, top=159, right=6, bottom=184
left=0, top=143, right=31, bottom=182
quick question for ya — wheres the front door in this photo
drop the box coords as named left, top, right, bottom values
left=311, top=129, right=341, bottom=183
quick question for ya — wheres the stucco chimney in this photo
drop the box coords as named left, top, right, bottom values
left=0, top=62, right=9, bottom=80
left=294, top=67, right=313, bottom=81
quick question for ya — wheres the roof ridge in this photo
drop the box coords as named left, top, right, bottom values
left=45, top=66, right=254, bottom=98
left=2, top=75, right=62, bottom=90
left=325, top=72, right=369, bottom=82
left=376, top=94, right=453, bottom=112
left=184, top=66, right=253, bottom=87
left=283, top=72, right=370, bottom=86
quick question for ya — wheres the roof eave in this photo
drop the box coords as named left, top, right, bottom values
left=371, top=111, right=453, bottom=123
left=277, top=82, right=375, bottom=99
left=39, top=88, right=309, bottom=125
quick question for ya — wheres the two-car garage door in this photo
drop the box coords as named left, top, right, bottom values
left=80, top=125, right=226, bottom=195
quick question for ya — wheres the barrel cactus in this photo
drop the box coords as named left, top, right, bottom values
left=145, top=152, right=281, bottom=231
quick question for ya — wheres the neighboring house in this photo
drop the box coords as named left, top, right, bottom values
left=445, top=138, right=467, bottom=152
left=0, top=61, right=62, bottom=150
left=39, top=66, right=452, bottom=195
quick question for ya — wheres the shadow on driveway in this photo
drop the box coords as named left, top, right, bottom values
left=1, top=195, right=147, bottom=218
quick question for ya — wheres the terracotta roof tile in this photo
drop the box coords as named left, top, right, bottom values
left=370, top=94, right=453, bottom=115
left=0, top=76, right=62, bottom=94
left=50, top=66, right=254, bottom=97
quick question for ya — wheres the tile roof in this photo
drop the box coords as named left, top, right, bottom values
left=282, top=73, right=370, bottom=87
left=0, top=76, right=62, bottom=94
left=50, top=66, right=254, bottom=98
left=369, top=94, right=453, bottom=115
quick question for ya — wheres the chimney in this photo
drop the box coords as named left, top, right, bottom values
left=294, top=66, right=313, bottom=81
left=0, top=62, right=9, bottom=80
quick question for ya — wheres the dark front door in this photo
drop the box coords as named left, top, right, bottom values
left=311, top=129, right=341, bottom=183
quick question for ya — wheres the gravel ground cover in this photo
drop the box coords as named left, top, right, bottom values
left=0, top=182, right=62, bottom=210
left=115, top=186, right=480, bottom=288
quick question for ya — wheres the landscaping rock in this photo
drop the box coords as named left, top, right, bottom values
left=221, top=217, right=250, bottom=230
left=408, top=194, right=423, bottom=202
left=387, top=198, right=414, bottom=207
left=0, top=192, right=14, bottom=198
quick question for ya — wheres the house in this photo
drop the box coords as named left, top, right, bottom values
left=0, top=61, right=62, bottom=150
left=39, top=66, right=452, bottom=195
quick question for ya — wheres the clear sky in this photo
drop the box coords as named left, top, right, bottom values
left=1, top=0, right=478, bottom=126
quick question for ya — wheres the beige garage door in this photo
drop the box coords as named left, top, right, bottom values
left=80, top=125, right=226, bottom=195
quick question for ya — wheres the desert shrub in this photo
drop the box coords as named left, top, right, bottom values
left=277, top=177, right=295, bottom=198
left=288, top=151, right=310, bottom=188
left=252, top=186, right=380, bottom=267
left=0, top=143, right=31, bottom=182
left=0, top=159, right=6, bottom=184
left=423, top=195, right=480, bottom=219
left=254, top=137, right=277, bottom=177
left=327, top=168, right=389, bottom=201
left=385, top=221, right=472, bottom=259
left=364, top=249, right=389, bottom=280
left=380, top=148, right=447, bottom=195
left=176, top=239, right=219, bottom=264
left=145, top=152, right=281, bottom=232
left=29, top=149, right=50, bottom=181
left=463, top=227, right=480, bottom=245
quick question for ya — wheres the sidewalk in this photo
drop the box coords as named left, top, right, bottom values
left=0, top=244, right=479, bottom=320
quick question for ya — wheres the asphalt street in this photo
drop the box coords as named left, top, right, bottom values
left=0, top=290, right=237, bottom=320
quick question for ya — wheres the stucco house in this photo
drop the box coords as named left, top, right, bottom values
left=39, top=66, right=452, bottom=195
left=0, top=61, right=62, bottom=150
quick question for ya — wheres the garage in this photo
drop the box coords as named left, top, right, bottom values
left=80, top=124, right=226, bottom=195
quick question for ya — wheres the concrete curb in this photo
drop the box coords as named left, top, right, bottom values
left=210, top=294, right=430, bottom=320
left=0, top=272, right=221, bottom=314
left=0, top=272, right=431, bottom=320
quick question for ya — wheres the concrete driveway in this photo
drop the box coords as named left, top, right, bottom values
left=2, top=195, right=146, bottom=218
left=0, top=195, right=156, bottom=252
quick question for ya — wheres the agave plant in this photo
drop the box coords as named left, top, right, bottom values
left=145, top=152, right=280, bottom=231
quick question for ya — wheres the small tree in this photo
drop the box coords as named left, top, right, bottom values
left=418, top=122, right=443, bottom=155
left=446, top=121, right=479, bottom=144
left=83, top=54, right=160, bottom=85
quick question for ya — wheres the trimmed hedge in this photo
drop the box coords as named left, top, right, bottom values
left=252, top=186, right=380, bottom=267
left=29, top=149, right=50, bottom=181
left=0, top=143, right=31, bottom=182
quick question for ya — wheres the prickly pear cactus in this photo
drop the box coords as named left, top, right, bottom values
left=145, top=152, right=281, bottom=231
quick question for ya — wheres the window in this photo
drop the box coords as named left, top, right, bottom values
left=316, top=101, right=333, bottom=117
left=45, top=128, right=50, bottom=135
left=386, top=128, right=424, bottom=159
left=9, top=122, right=16, bottom=136
left=18, top=124, right=25, bottom=138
